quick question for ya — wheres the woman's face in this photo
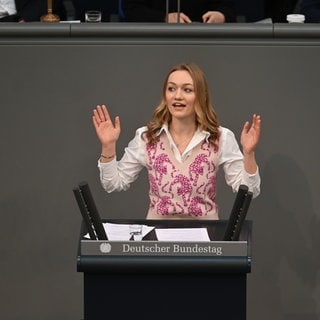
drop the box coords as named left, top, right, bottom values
left=165, top=70, right=196, bottom=121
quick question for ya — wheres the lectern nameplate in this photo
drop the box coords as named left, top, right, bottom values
left=81, top=240, right=248, bottom=257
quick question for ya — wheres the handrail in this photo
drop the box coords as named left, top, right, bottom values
left=1, top=22, right=320, bottom=44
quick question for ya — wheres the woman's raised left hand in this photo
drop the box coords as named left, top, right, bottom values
left=240, top=114, right=261, bottom=155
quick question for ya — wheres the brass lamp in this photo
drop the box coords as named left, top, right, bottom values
left=41, top=0, right=60, bottom=22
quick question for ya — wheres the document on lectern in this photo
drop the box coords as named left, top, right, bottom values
left=84, top=222, right=155, bottom=240
left=155, top=228, right=210, bottom=242
left=103, top=223, right=155, bottom=241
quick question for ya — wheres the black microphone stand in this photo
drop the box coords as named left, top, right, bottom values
left=166, top=0, right=181, bottom=23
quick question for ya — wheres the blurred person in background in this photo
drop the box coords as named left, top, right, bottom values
left=122, top=0, right=236, bottom=23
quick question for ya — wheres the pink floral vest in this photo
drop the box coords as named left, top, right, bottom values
left=146, top=133, right=220, bottom=219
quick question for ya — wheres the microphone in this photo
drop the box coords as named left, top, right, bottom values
left=166, top=0, right=181, bottom=23
left=166, top=0, right=169, bottom=22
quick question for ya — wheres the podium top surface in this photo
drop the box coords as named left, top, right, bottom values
left=77, top=220, right=252, bottom=274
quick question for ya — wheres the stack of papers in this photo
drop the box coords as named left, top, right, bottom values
left=155, top=228, right=210, bottom=242
left=84, top=223, right=210, bottom=242
left=104, top=222, right=155, bottom=241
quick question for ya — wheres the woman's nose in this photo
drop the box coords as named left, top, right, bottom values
left=174, top=88, right=182, bottom=99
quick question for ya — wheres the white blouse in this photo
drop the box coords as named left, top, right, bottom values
left=98, top=125, right=261, bottom=198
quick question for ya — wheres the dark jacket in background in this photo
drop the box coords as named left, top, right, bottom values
left=122, top=0, right=236, bottom=23
left=265, top=0, right=299, bottom=22
left=300, top=0, right=320, bottom=22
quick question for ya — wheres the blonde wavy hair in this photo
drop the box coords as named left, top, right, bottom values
left=145, top=62, right=220, bottom=146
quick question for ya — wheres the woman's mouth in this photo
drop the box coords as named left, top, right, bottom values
left=172, top=103, right=186, bottom=107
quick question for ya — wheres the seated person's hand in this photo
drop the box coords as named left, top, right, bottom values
left=167, top=12, right=192, bottom=23
left=202, top=11, right=226, bottom=23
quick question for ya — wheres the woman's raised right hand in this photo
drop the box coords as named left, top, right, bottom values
left=92, top=105, right=121, bottom=147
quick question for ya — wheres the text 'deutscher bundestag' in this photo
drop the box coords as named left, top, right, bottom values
left=81, top=240, right=248, bottom=257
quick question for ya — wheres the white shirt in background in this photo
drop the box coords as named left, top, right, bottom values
left=0, top=0, right=17, bottom=19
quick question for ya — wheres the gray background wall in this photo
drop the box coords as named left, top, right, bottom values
left=0, top=24, right=320, bottom=320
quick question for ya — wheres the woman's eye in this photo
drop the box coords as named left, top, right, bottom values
left=168, top=87, right=175, bottom=92
left=184, top=88, right=193, bottom=93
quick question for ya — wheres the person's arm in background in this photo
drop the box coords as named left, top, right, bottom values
left=206, top=0, right=236, bottom=22
left=122, top=0, right=166, bottom=22
left=16, top=0, right=43, bottom=21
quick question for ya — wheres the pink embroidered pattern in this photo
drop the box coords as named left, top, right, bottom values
left=146, top=134, right=219, bottom=217
left=170, top=174, right=193, bottom=205
left=153, top=154, right=176, bottom=186
left=189, top=154, right=211, bottom=186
